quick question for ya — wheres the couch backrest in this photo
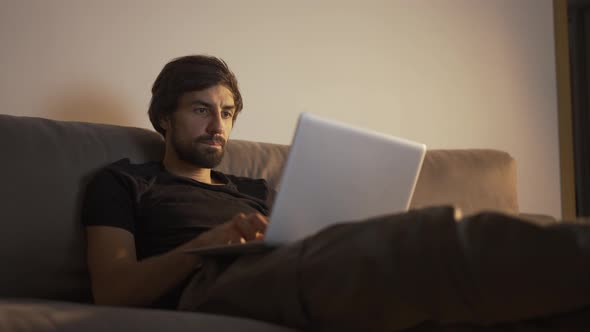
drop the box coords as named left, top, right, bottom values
left=0, top=115, right=164, bottom=302
left=0, top=115, right=518, bottom=302
left=215, top=140, right=289, bottom=190
left=216, top=140, right=519, bottom=216
left=411, top=149, right=518, bottom=214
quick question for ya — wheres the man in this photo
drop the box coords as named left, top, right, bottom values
left=82, top=55, right=272, bottom=308
left=83, top=55, right=590, bottom=331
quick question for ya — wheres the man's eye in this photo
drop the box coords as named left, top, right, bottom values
left=194, top=108, right=209, bottom=115
left=222, top=111, right=234, bottom=119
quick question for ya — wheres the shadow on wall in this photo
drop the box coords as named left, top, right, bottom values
left=45, top=80, right=137, bottom=126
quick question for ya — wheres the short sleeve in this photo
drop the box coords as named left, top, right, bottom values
left=81, top=168, right=136, bottom=234
left=266, top=187, right=277, bottom=211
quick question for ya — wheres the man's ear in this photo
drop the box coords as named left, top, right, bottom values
left=160, top=115, right=171, bottom=132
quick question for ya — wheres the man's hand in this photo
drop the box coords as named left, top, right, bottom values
left=192, top=213, right=268, bottom=247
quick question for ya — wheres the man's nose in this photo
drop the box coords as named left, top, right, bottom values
left=206, top=112, right=225, bottom=135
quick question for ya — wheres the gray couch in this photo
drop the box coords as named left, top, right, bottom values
left=0, top=114, right=539, bottom=331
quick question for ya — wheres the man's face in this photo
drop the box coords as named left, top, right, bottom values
left=162, top=85, right=236, bottom=168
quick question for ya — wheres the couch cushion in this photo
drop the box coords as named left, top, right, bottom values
left=218, top=144, right=520, bottom=216
left=0, top=115, right=165, bottom=302
left=0, top=299, right=296, bottom=332
left=215, top=140, right=289, bottom=190
left=410, top=149, right=519, bottom=215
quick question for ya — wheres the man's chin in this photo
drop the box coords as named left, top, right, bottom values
left=188, top=149, right=224, bottom=168
left=171, top=136, right=225, bottom=168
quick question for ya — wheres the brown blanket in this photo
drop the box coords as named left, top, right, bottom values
left=177, top=206, right=590, bottom=331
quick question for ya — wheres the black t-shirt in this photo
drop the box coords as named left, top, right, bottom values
left=81, top=158, right=275, bottom=308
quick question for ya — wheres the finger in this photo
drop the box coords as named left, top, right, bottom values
left=232, top=218, right=259, bottom=241
left=224, top=226, right=246, bottom=245
left=230, top=213, right=247, bottom=222
left=253, top=213, right=269, bottom=225
left=242, top=214, right=268, bottom=241
left=194, top=223, right=243, bottom=248
left=226, top=235, right=246, bottom=245
left=245, top=213, right=269, bottom=233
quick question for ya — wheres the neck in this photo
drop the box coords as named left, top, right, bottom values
left=162, top=152, right=215, bottom=185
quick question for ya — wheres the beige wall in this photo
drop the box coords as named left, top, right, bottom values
left=0, top=0, right=562, bottom=218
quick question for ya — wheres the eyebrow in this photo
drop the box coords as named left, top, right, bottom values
left=190, top=99, right=235, bottom=110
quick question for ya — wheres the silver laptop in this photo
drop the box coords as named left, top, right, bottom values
left=184, top=112, right=426, bottom=255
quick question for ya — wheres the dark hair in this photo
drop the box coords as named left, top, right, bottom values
left=148, top=55, right=243, bottom=136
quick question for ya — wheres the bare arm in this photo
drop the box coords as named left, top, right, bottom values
left=86, top=213, right=268, bottom=307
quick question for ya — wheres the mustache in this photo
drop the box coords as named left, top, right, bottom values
left=196, top=135, right=226, bottom=146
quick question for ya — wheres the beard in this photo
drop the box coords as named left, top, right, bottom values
left=170, top=130, right=226, bottom=169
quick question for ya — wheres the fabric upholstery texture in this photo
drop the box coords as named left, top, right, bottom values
left=411, top=149, right=519, bottom=215
left=215, top=139, right=289, bottom=190
left=0, top=115, right=164, bottom=303
left=0, top=300, right=295, bottom=332
left=218, top=141, right=520, bottom=216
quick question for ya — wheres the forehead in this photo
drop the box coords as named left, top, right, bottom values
left=179, top=85, right=235, bottom=105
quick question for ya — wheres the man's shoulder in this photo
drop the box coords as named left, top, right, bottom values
left=87, top=159, right=162, bottom=191
left=101, top=158, right=162, bottom=178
